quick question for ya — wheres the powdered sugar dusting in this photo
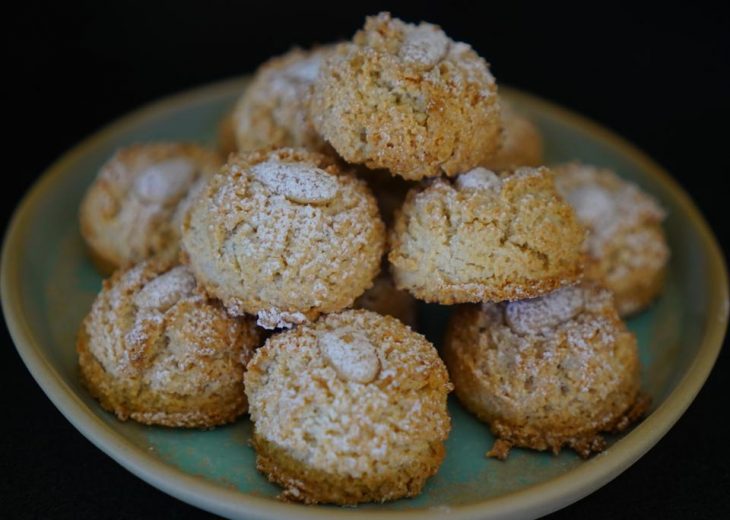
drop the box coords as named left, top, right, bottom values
left=250, top=160, right=339, bottom=204
left=133, top=265, right=196, bottom=311
left=133, top=158, right=196, bottom=204
left=319, top=328, right=380, bottom=383
left=566, top=186, right=616, bottom=232
left=285, top=53, right=322, bottom=83
left=513, top=166, right=545, bottom=181
left=268, top=52, right=324, bottom=98
left=399, top=23, right=449, bottom=67
left=456, top=167, right=501, bottom=191
left=83, top=261, right=256, bottom=403
left=554, top=163, right=666, bottom=257
left=257, top=308, right=308, bottom=330
left=245, top=310, right=451, bottom=479
left=505, top=286, right=585, bottom=335
left=473, top=283, right=629, bottom=409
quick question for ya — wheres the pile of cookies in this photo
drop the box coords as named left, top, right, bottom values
left=77, top=13, right=669, bottom=505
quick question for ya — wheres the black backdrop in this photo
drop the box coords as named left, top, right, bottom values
left=3, top=1, right=729, bottom=518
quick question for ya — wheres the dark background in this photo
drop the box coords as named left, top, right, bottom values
left=3, top=1, right=729, bottom=518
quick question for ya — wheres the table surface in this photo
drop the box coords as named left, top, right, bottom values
left=3, top=2, right=729, bottom=518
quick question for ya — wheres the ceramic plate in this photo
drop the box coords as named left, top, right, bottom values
left=2, top=77, right=727, bottom=520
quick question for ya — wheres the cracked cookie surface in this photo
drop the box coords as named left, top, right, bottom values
left=443, top=283, right=648, bottom=458
left=310, top=12, right=501, bottom=180
left=389, top=166, right=585, bottom=303
left=554, top=162, right=669, bottom=316
left=77, top=260, right=261, bottom=428
left=181, top=148, right=385, bottom=328
left=79, top=142, right=222, bottom=275
left=245, top=309, right=452, bottom=504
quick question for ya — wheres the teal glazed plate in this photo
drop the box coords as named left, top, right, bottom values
left=2, top=77, right=728, bottom=520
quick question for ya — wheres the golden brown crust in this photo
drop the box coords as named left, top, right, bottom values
left=233, top=46, right=333, bottom=153
left=79, top=142, right=222, bottom=274
left=389, top=167, right=585, bottom=303
left=253, top=434, right=444, bottom=504
left=78, top=328, right=249, bottom=427
left=181, top=148, right=385, bottom=328
left=311, top=12, right=501, bottom=180
left=482, top=101, right=544, bottom=171
left=245, top=309, right=451, bottom=504
left=583, top=224, right=668, bottom=316
left=443, top=283, right=647, bottom=458
left=553, top=162, right=669, bottom=316
left=486, top=392, right=651, bottom=459
left=77, top=260, right=261, bottom=428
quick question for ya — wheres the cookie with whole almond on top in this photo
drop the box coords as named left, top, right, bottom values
left=244, top=309, right=452, bottom=504
left=79, top=142, right=222, bottom=275
left=389, top=166, right=585, bottom=304
left=311, top=12, right=502, bottom=180
left=553, top=162, right=669, bottom=316
left=181, top=148, right=385, bottom=329
left=444, top=283, right=649, bottom=459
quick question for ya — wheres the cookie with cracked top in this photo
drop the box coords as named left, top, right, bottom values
left=77, top=260, right=261, bottom=428
left=311, top=12, right=501, bottom=181
left=389, top=166, right=585, bottom=303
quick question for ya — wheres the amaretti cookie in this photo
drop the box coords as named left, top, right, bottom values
left=77, top=261, right=261, bottom=428
left=554, top=162, right=669, bottom=316
left=181, top=148, right=385, bottom=329
left=232, top=46, right=333, bottom=153
left=79, top=142, right=222, bottom=275
left=353, top=272, right=418, bottom=327
left=389, top=166, right=585, bottom=303
left=245, top=309, right=452, bottom=504
left=483, top=101, right=544, bottom=171
left=444, top=283, right=648, bottom=459
left=311, top=12, right=501, bottom=180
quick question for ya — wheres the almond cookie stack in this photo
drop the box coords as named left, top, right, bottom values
left=76, top=11, right=668, bottom=506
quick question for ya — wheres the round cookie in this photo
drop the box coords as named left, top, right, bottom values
left=311, top=12, right=501, bottom=180
left=245, top=309, right=452, bottom=504
left=353, top=272, right=418, bottom=327
left=77, top=261, right=261, bottom=428
left=181, top=148, right=385, bottom=329
left=444, top=283, right=648, bottom=459
left=553, top=162, right=669, bottom=316
left=483, top=101, right=544, bottom=171
left=389, top=166, right=585, bottom=303
left=79, top=142, right=222, bottom=275
left=232, top=46, right=333, bottom=153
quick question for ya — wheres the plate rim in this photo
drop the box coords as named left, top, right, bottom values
left=2, top=76, right=728, bottom=520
